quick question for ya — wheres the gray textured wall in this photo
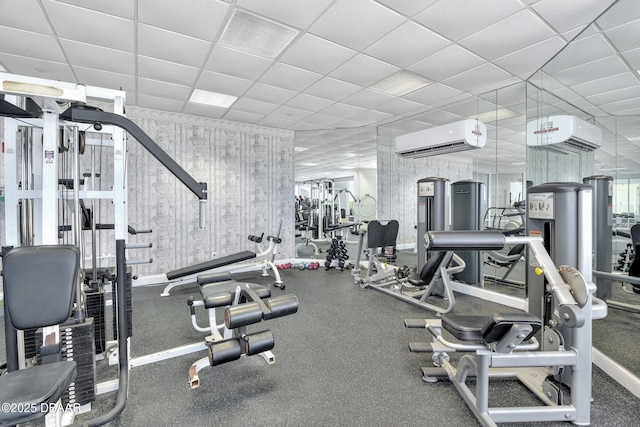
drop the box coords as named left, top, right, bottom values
left=1, top=107, right=295, bottom=277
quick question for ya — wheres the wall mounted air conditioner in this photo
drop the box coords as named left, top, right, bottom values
left=395, top=119, right=487, bottom=158
left=527, top=115, right=601, bottom=152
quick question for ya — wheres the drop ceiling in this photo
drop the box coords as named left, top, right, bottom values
left=1, top=0, right=638, bottom=180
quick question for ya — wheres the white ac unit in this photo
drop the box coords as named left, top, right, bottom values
left=395, top=119, right=487, bottom=158
left=527, top=115, right=601, bottom=152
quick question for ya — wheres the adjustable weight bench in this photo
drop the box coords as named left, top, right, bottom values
left=161, top=232, right=284, bottom=296
left=187, top=272, right=298, bottom=389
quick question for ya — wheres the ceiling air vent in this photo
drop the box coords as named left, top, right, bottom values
left=219, top=9, right=299, bottom=59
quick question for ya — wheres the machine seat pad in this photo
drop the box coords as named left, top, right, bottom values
left=481, top=313, right=542, bottom=343
left=441, top=315, right=488, bottom=341
left=442, top=313, right=542, bottom=343
left=198, top=272, right=234, bottom=285
left=0, top=361, right=76, bottom=425
left=200, top=281, right=271, bottom=309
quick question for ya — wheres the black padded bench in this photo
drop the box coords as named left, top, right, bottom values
left=441, top=313, right=541, bottom=343
left=197, top=272, right=271, bottom=309
left=167, top=250, right=256, bottom=280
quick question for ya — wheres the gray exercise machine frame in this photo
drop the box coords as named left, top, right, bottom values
left=413, top=230, right=607, bottom=427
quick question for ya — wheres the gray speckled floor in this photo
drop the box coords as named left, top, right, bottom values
left=4, top=247, right=640, bottom=426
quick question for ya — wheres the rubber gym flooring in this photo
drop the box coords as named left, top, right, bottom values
left=2, top=246, right=640, bottom=426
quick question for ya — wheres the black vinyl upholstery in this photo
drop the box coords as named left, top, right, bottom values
left=201, top=281, right=271, bottom=309
left=0, top=245, right=79, bottom=426
left=3, top=245, right=79, bottom=329
left=442, top=312, right=541, bottom=343
left=367, top=220, right=399, bottom=249
left=167, top=250, right=256, bottom=280
left=419, top=251, right=448, bottom=282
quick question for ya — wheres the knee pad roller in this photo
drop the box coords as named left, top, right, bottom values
left=225, top=302, right=263, bottom=329
left=263, top=294, right=299, bottom=320
left=208, top=338, right=242, bottom=366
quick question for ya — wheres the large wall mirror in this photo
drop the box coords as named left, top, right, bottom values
left=293, top=0, right=639, bottom=394
left=526, top=0, right=640, bottom=392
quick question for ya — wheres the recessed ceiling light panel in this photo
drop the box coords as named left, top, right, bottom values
left=371, top=70, right=431, bottom=97
left=189, top=89, right=237, bottom=108
left=219, top=9, right=299, bottom=59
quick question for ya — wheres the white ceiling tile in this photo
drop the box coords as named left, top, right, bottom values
left=183, top=103, right=228, bottom=118
left=375, top=98, right=424, bottom=115
left=60, top=39, right=134, bottom=75
left=138, top=78, right=191, bottom=101
left=290, top=122, right=324, bottom=131
left=138, top=24, right=211, bottom=68
left=404, top=83, right=463, bottom=105
left=204, top=45, right=273, bottom=81
left=267, top=106, right=314, bottom=122
left=543, top=34, right=615, bottom=74
left=552, top=55, right=629, bottom=86
left=259, top=62, right=322, bottom=92
left=460, top=10, right=557, bottom=61
left=290, top=113, right=340, bottom=127
left=604, top=18, right=640, bottom=53
left=469, top=76, right=522, bottom=96
left=571, top=72, right=639, bottom=97
left=365, top=21, right=449, bottom=68
left=348, top=109, right=395, bottom=125
left=236, top=0, right=334, bottom=29
left=196, top=70, right=253, bottom=97
left=442, top=63, right=513, bottom=93
left=414, top=0, right=523, bottom=41
left=257, top=116, right=298, bottom=129
left=341, top=89, right=396, bottom=109
left=280, top=33, right=356, bottom=75
left=375, top=0, right=437, bottom=16
left=0, top=0, right=51, bottom=34
left=137, top=93, right=185, bottom=112
left=138, top=56, right=200, bottom=86
left=73, top=66, right=136, bottom=92
left=0, top=27, right=64, bottom=62
left=329, top=54, right=399, bottom=86
left=222, top=110, right=263, bottom=123
left=331, top=118, right=372, bottom=128
left=47, top=0, right=134, bottom=19
left=586, top=85, right=640, bottom=105
left=243, top=82, right=297, bottom=104
left=41, top=0, right=134, bottom=51
left=493, top=37, right=566, bottom=78
left=138, top=0, right=229, bottom=41
left=304, top=77, right=362, bottom=101
left=231, top=98, right=279, bottom=115
left=309, top=0, right=405, bottom=51
left=595, top=0, right=640, bottom=30
left=319, top=102, right=367, bottom=119
left=408, top=44, right=484, bottom=81
left=0, top=53, right=74, bottom=82
left=621, top=47, right=640, bottom=69
left=532, top=0, right=616, bottom=34
left=285, top=94, right=335, bottom=112
left=599, top=96, right=640, bottom=115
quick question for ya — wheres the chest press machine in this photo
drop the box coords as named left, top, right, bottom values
left=406, top=230, right=607, bottom=427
